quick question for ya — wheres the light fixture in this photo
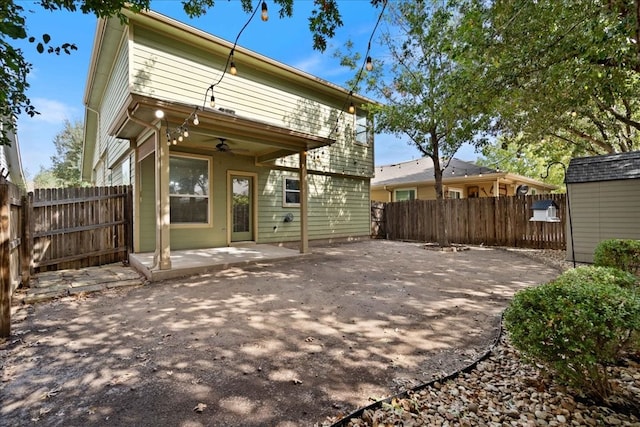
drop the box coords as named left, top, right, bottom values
left=210, top=94, right=216, bottom=108
left=172, top=137, right=177, bottom=145
left=193, top=114, right=199, bottom=126
left=348, top=102, right=355, bottom=114
left=261, top=1, right=268, bottom=21
left=229, top=49, right=237, bottom=75
left=183, top=127, right=189, bottom=138
left=365, top=56, right=373, bottom=71
left=178, top=135, right=184, bottom=142
left=155, top=109, right=165, bottom=119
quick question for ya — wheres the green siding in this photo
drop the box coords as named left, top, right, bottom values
left=139, top=155, right=156, bottom=252
left=130, top=26, right=357, bottom=151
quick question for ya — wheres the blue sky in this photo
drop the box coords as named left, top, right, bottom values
left=15, top=0, right=478, bottom=179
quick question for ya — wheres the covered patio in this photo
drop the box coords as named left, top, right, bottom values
left=128, top=244, right=303, bottom=282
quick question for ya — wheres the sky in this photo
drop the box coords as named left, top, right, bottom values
left=15, top=0, right=479, bottom=180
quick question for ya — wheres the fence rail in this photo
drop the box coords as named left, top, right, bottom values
left=26, top=186, right=133, bottom=272
left=374, top=194, right=566, bottom=249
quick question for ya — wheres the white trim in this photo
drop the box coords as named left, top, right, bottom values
left=168, top=152, right=212, bottom=228
left=283, top=175, right=301, bottom=207
left=393, top=187, right=417, bottom=201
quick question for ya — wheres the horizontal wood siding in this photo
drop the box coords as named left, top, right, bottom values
left=567, top=180, right=640, bottom=263
left=94, top=37, right=130, bottom=184
left=258, top=171, right=370, bottom=243
left=131, top=27, right=336, bottom=138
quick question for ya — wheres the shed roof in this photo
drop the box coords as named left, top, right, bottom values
left=566, top=150, right=640, bottom=184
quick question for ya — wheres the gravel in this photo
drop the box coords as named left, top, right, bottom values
left=332, top=337, right=640, bottom=427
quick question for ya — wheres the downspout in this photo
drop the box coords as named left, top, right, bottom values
left=125, top=110, right=168, bottom=270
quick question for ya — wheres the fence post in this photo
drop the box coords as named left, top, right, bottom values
left=0, top=183, right=11, bottom=337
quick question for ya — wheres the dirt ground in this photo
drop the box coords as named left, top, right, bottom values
left=0, top=240, right=561, bottom=427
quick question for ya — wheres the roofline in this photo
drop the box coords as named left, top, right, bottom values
left=371, top=172, right=557, bottom=190
left=122, top=8, right=377, bottom=105
left=83, top=18, right=108, bottom=106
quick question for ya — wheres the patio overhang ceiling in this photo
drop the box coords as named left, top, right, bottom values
left=110, top=95, right=336, bottom=161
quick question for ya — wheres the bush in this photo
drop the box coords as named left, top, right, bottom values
left=504, top=266, right=640, bottom=402
left=594, top=239, right=640, bottom=275
left=554, top=265, right=638, bottom=290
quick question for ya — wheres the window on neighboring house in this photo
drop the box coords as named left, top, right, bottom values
left=394, top=188, right=416, bottom=201
left=283, top=177, right=300, bottom=207
left=355, top=111, right=370, bottom=145
left=448, top=188, right=463, bottom=199
left=169, top=155, right=210, bottom=224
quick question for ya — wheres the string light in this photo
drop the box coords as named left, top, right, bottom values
left=261, top=1, right=268, bottom=21
left=365, top=56, right=373, bottom=71
left=229, top=49, right=238, bottom=75
left=193, top=114, right=199, bottom=126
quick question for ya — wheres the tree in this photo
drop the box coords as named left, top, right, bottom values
left=349, top=1, right=490, bottom=246
left=475, top=138, right=569, bottom=191
left=32, top=166, right=59, bottom=189
left=50, top=120, right=85, bottom=187
left=0, top=0, right=382, bottom=145
left=458, top=0, right=640, bottom=157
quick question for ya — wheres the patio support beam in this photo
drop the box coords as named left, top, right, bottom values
left=157, top=130, right=172, bottom=269
left=299, top=150, right=309, bottom=254
left=127, top=109, right=171, bottom=270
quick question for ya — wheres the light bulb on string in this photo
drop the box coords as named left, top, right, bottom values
left=210, top=94, right=215, bottom=108
left=172, top=137, right=177, bottom=145
left=348, top=102, right=355, bottom=114
left=178, top=135, right=184, bottom=142
left=183, top=127, right=189, bottom=138
left=261, top=1, right=268, bottom=21
left=230, top=61, right=237, bottom=75
left=193, top=114, right=199, bottom=126
left=365, top=56, right=373, bottom=71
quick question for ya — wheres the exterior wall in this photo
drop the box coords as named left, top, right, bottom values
left=131, top=26, right=345, bottom=145
left=258, top=171, right=370, bottom=243
left=93, top=34, right=131, bottom=185
left=371, top=188, right=390, bottom=202
left=567, top=179, right=640, bottom=263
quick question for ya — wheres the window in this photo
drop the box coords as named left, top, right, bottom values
left=283, top=177, right=300, bottom=207
left=448, top=188, right=462, bottom=199
left=121, top=155, right=131, bottom=185
left=169, top=155, right=209, bottom=224
left=355, top=111, right=370, bottom=145
left=394, top=188, right=416, bottom=201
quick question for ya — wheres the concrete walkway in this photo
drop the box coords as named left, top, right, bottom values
left=13, top=264, right=146, bottom=305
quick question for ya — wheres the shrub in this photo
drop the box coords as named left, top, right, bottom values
left=594, top=239, right=640, bottom=275
left=504, top=267, right=640, bottom=402
left=554, top=265, right=638, bottom=290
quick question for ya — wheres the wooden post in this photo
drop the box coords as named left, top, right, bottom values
left=0, top=183, right=11, bottom=337
left=20, top=193, right=31, bottom=286
left=299, top=150, right=308, bottom=254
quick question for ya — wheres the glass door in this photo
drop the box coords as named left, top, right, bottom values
left=231, top=175, right=253, bottom=242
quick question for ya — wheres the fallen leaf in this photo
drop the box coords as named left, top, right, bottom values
left=292, top=379, right=303, bottom=385
left=193, top=402, right=207, bottom=413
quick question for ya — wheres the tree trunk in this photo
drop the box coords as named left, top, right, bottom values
left=431, top=135, right=450, bottom=247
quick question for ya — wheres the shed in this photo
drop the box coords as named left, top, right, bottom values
left=565, top=151, right=640, bottom=263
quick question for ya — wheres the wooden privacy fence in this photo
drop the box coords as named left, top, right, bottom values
left=1, top=180, right=24, bottom=337
left=374, top=194, right=566, bottom=249
left=26, top=186, right=133, bottom=273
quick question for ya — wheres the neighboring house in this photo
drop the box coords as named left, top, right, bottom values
left=0, top=118, right=26, bottom=188
left=371, top=157, right=555, bottom=202
left=81, top=9, right=374, bottom=271
left=565, top=151, right=640, bottom=264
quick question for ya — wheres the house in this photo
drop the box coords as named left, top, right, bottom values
left=0, top=118, right=26, bottom=188
left=371, top=157, right=555, bottom=202
left=81, top=9, right=374, bottom=273
left=565, top=151, right=640, bottom=264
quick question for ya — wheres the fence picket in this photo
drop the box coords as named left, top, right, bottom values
left=372, top=194, right=566, bottom=250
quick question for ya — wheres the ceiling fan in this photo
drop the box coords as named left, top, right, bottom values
left=212, top=138, right=251, bottom=155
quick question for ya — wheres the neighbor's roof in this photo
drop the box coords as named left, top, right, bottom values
left=566, top=150, right=640, bottom=184
left=372, top=157, right=496, bottom=187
